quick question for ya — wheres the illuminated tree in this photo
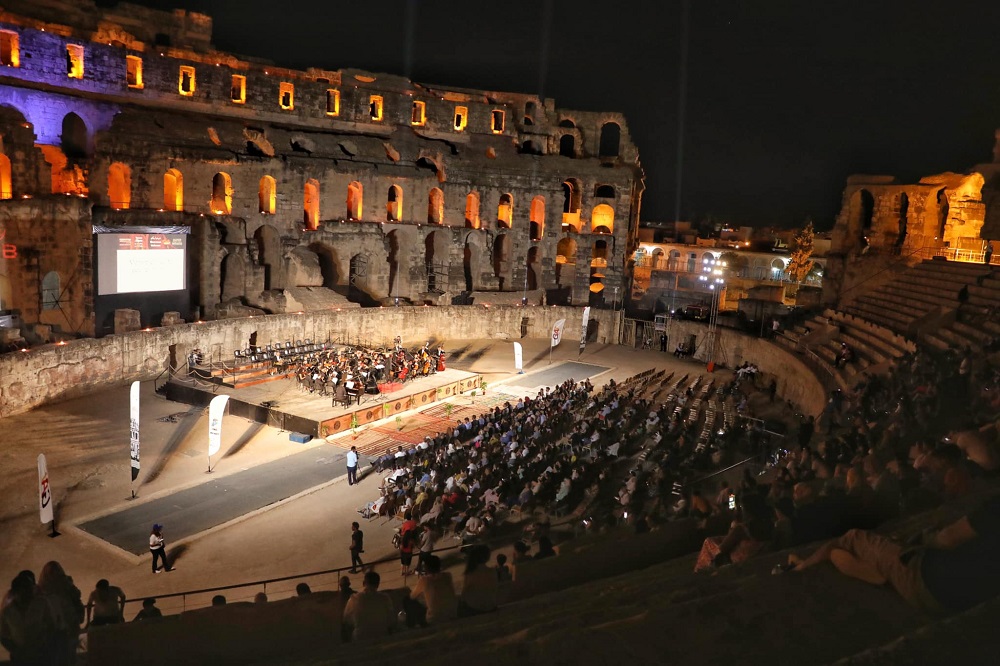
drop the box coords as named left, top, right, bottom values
left=717, top=251, right=748, bottom=278
left=787, top=220, right=815, bottom=284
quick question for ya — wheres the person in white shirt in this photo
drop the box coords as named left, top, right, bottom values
left=346, top=446, right=360, bottom=486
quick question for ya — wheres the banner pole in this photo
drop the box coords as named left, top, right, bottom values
left=49, top=520, right=59, bottom=538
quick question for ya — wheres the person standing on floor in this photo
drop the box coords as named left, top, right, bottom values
left=346, top=446, right=359, bottom=486
left=659, top=332, right=668, bottom=352
left=149, top=524, right=173, bottom=573
left=349, top=522, right=365, bottom=573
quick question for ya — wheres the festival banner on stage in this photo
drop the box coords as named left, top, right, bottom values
left=38, top=453, right=53, bottom=524
left=129, top=381, right=140, bottom=485
left=551, top=319, right=567, bottom=348
left=579, top=307, right=591, bottom=355
left=207, top=394, right=231, bottom=458
left=513, top=342, right=523, bottom=373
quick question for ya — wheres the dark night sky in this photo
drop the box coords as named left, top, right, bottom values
left=116, top=0, right=1000, bottom=229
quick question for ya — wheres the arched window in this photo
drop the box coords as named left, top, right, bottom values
left=530, top=196, right=545, bottom=241
left=163, top=168, right=183, bottom=211
left=562, top=180, right=582, bottom=232
left=524, top=101, right=536, bottom=126
left=211, top=172, right=232, bottom=215
left=347, top=181, right=363, bottom=220
left=61, top=112, right=88, bottom=159
left=304, top=179, right=320, bottom=229
left=387, top=185, right=403, bottom=222
left=591, top=204, right=614, bottom=234
left=0, top=154, right=11, bottom=199
left=599, top=122, right=621, bottom=157
left=592, top=239, right=608, bottom=267
left=465, top=192, right=481, bottom=229
left=594, top=184, right=616, bottom=198
left=427, top=188, right=444, bottom=225
left=497, top=193, right=513, bottom=229
left=108, top=162, right=131, bottom=209
left=41, top=271, right=60, bottom=310
left=258, top=175, right=276, bottom=214
left=559, top=135, right=575, bottom=157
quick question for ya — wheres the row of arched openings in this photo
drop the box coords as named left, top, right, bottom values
left=107, top=166, right=615, bottom=235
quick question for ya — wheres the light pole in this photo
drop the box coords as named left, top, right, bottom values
left=698, top=258, right=726, bottom=371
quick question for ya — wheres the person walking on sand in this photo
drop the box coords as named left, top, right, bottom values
left=150, top=524, right=174, bottom=573
left=349, top=522, right=365, bottom=573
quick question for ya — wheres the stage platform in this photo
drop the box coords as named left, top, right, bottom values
left=164, top=368, right=482, bottom=440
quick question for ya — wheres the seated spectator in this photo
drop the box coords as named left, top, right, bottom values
left=694, top=495, right=773, bottom=572
left=211, top=595, right=227, bottom=606
left=295, top=583, right=311, bottom=596
left=407, top=555, right=458, bottom=625
left=459, top=545, right=498, bottom=617
left=343, top=571, right=396, bottom=643
left=512, top=540, right=531, bottom=565
left=33, top=561, right=84, bottom=665
left=534, top=536, right=557, bottom=560
left=85, top=578, right=126, bottom=627
left=132, top=598, right=162, bottom=621
left=789, top=494, right=1000, bottom=613
left=495, top=553, right=512, bottom=583
left=254, top=592, right=268, bottom=604
left=0, top=572, right=34, bottom=663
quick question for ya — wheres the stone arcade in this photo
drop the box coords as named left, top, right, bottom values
left=0, top=0, right=643, bottom=338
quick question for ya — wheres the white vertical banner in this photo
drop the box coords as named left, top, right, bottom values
left=579, top=307, right=591, bottom=355
left=208, top=394, right=231, bottom=463
left=129, top=381, right=140, bottom=488
left=551, top=319, right=567, bottom=348
left=513, top=342, right=523, bottom=373
left=38, top=453, right=53, bottom=524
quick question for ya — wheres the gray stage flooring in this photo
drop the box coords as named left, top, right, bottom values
left=502, top=361, right=610, bottom=391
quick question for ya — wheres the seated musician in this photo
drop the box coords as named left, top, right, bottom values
left=436, top=346, right=446, bottom=372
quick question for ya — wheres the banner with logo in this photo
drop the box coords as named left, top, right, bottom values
left=38, top=453, right=53, bottom=524
left=208, top=394, right=231, bottom=458
left=129, top=381, right=140, bottom=483
left=579, top=307, right=591, bottom=355
left=551, top=319, right=566, bottom=348
left=513, top=342, right=523, bottom=373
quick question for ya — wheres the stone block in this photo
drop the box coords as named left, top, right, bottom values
left=160, top=311, right=185, bottom=327
left=114, top=309, right=142, bottom=334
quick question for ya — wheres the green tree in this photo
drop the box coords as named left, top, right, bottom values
left=717, top=251, right=748, bottom=278
left=786, top=220, right=815, bottom=283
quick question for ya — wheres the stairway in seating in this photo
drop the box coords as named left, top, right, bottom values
left=846, top=260, right=991, bottom=338
left=923, top=271, right=1000, bottom=352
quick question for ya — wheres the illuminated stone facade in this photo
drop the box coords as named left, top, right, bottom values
left=0, top=0, right=643, bottom=337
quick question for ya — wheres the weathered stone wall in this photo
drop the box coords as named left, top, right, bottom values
left=0, top=305, right=621, bottom=417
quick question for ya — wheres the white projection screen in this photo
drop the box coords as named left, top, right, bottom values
left=97, top=233, right=187, bottom=295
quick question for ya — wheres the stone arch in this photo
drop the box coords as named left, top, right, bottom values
left=592, top=239, right=609, bottom=267
left=61, top=112, right=88, bottom=159
left=594, top=184, right=616, bottom=198
left=848, top=188, right=875, bottom=244
left=559, top=119, right=576, bottom=128
left=526, top=245, right=540, bottom=291
left=386, top=230, right=402, bottom=300
left=0, top=153, right=11, bottom=199
left=41, top=271, right=60, bottom=309
left=425, top=230, right=448, bottom=292
left=347, top=181, right=363, bottom=220
left=108, top=162, right=131, bottom=209
left=212, top=172, right=232, bottom=215
left=307, top=242, right=342, bottom=289
left=591, top=203, right=614, bottom=234
left=304, top=179, right=320, bottom=229
left=556, top=236, right=578, bottom=287
left=465, top=192, right=481, bottom=229
left=519, top=140, right=542, bottom=155
left=562, top=179, right=582, bottom=232
left=559, top=134, right=575, bottom=157
left=254, top=224, right=283, bottom=290
left=492, top=233, right=511, bottom=289
left=752, top=257, right=767, bottom=280
left=463, top=233, right=481, bottom=292
left=428, top=187, right=444, bottom=225
left=897, top=192, right=909, bottom=248
left=349, top=253, right=378, bottom=306
left=497, top=193, right=513, bottom=229
left=387, top=184, right=403, bottom=222
left=524, top=101, right=536, bottom=125
left=530, top=196, right=545, bottom=241
left=668, top=249, right=681, bottom=270
left=259, top=175, right=276, bottom=215
left=220, top=251, right=247, bottom=302
left=936, top=188, right=949, bottom=241
left=163, top=168, right=183, bottom=211
left=770, top=258, right=786, bottom=279
left=599, top=122, right=621, bottom=157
